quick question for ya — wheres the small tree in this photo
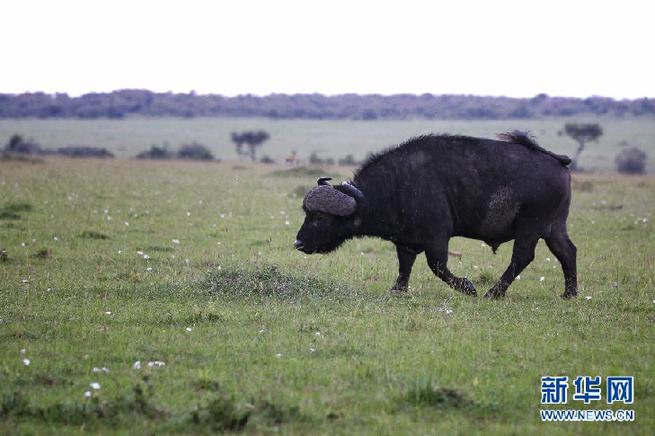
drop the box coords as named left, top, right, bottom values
left=177, top=142, right=214, bottom=161
left=615, top=147, right=647, bottom=174
left=7, top=134, right=23, bottom=151
left=231, top=132, right=247, bottom=159
left=136, top=144, right=174, bottom=159
left=4, top=134, right=42, bottom=154
left=230, top=130, right=270, bottom=161
left=564, top=123, right=603, bottom=170
left=338, top=154, right=358, bottom=166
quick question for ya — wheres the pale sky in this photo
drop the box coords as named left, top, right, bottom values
left=1, top=0, right=653, bottom=98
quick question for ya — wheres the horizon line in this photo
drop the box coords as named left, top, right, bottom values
left=1, top=89, right=653, bottom=101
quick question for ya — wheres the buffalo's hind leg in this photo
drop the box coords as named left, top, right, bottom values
left=425, top=238, right=477, bottom=296
left=545, top=228, right=578, bottom=298
left=391, top=244, right=418, bottom=293
left=484, top=233, right=539, bottom=299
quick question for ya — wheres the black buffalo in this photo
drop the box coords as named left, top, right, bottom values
left=294, top=132, right=577, bottom=299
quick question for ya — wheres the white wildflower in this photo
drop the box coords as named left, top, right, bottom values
left=90, top=382, right=101, bottom=390
left=309, top=348, right=316, bottom=353
left=186, top=211, right=191, bottom=217
left=132, top=361, right=142, bottom=370
left=22, top=358, right=31, bottom=366
left=137, top=250, right=144, bottom=256
left=585, top=296, right=592, bottom=300
left=92, top=367, right=110, bottom=374
left=146, top=267, right=153, bottom=272
left=53, top=236, right=59, bottom=241
left=259, top=329, right=266, bottom=334
left=516, top=275, right=521, bottom=280
left=124, top=221, right=129, bottom=226
left=315, top=331, right=321, bottom=337
left=21, top=279, right=28, bottom=284
left=143, top=254, right=151, bottom=260
left=105, top=311, right=112, bottom=315
left=185, top=327, right=192, bottom=332
left=546, top=257, right=551, bottom=262
left=285, top=220, right=290, bottom=225
left=539, top=276, right=545, bottom=282
left=172, top=239, right=180, bottom=244
left=147, top=361, right=166, bottom=368
left=84, top=391, right=92, bottom=398
left=275, top=353, right=282, bottom=358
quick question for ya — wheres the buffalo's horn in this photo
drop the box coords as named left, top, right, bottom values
left=317, top=177, right=332, bottom=186
left=303, top=185, right=356, bottom=216
left=340, top=181, right=365, bottom=203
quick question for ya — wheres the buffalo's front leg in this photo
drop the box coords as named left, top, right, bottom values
left=484, top=234, right=539, bottom=299
left=426, top=239, right=477, bottom=296
left=390, top=245, right=418, bottom=292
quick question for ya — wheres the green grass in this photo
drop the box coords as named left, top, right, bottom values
left=1, top=116, right=655, bottom=172
left=0, top=157, right=653, bottom=434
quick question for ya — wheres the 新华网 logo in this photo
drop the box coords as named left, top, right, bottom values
left=539, top=375, right=634, bottom=422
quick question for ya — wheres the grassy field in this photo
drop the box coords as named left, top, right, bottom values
left=1, top=117, right=654, bottom=172
left=0, top=156, right=653, bottom=434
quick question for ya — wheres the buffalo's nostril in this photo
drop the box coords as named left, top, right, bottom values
left=294, top=239, right=304, bottom=250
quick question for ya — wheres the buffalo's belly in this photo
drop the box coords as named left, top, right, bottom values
left=460, top=186, right=520, bottom=239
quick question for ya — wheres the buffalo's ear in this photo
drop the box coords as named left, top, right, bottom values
left=317, top=177, right=332, bottom=186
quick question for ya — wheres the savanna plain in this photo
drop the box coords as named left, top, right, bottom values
left=0, top=118, right=654, bottom=435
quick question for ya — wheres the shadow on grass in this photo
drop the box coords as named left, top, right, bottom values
left=396, top=377, right=499, bottom=420
left=80, top=230, right=111, bottom=240
left=191, top=394, right=302, bottom=432
left=0, top=203, right=33, bottom=220
left=205, top=265, right=359, bottom=302
left=1, top=379, right=167, bottom=426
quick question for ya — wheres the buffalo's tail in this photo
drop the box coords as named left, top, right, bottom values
left=498, top=130, right=572, bottom=166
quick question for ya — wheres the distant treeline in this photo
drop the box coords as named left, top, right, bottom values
left=1, top=90, right=654, bottom=119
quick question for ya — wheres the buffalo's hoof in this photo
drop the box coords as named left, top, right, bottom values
left=484, top=281, right=508, bottom=299
left=483, top=286, right=506, bottom=299
left=455, top=278, right=477, bottom=296
left=561, top=291, right=578, bottom=299
left=389, top=287, right=408, bottom=295
left=483, top=291, right=504, bottom=299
